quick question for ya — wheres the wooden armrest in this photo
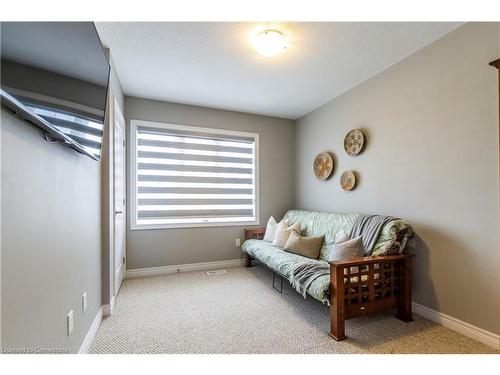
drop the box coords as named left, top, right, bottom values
left=244, top=227, right=266, bottom=240
left=329, top=254, right=412, bottom=267
left=328, top=252, right=413, bottom=340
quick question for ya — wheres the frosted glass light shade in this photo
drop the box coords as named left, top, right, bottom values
left=252, top=29, right=288, bottom=57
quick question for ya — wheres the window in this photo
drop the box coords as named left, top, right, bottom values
left=130, top=120, right=259, bottom=230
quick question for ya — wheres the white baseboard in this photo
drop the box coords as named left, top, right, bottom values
left=102, top=296, right=115, bottom=317
left=126, top=259, right=244, bottom=278
left=78, top=307, right=103, bottom=354
left=412, top=302, right=499, bottom=349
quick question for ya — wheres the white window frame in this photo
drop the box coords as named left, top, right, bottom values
left=129, top=119, right=259, bottom=230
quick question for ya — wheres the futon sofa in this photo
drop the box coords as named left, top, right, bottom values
left=242, top=209, right=414, bottom=340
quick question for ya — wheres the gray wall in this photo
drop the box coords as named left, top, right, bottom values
left=295, top=23, right=499, bottom=334
left=1, top=109, right=102, bottom=353
left=0, top=50, right=123, bottom=353
left=124, top=97, right=294, bottom=269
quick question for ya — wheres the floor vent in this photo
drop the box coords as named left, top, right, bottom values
left=206, top=270, right=227, bottom=276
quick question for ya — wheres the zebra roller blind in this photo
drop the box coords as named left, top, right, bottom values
left=131, top=121, right=258, bottom=229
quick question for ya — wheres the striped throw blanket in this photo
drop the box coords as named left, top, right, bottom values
left=350, top=214, right=396, bottom=255
left=289, top=263, right=329, bottom=299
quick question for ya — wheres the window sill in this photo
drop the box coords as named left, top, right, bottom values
left=130, top=220, right=260, bottom=231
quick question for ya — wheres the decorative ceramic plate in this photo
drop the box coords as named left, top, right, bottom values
left=344, top=129, right=365, bottom=156
left=313, top=152, right=334, bottom=180
left=340, top=170, right=356, bottom=191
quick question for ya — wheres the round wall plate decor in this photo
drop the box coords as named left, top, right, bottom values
left=344, top=129, right=365, bottom=156
left=340, top=170, right=356, bottom=191
left=313, top=152, right=334, bottom=180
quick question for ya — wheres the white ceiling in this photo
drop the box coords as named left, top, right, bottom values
left=96, top=22, right=462, bottom=119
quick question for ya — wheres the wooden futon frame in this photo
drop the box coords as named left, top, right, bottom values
left=244, top=228, right=413, bottom=341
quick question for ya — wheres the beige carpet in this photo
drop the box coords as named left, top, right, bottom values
left=90, top=265, right=497, bottom=354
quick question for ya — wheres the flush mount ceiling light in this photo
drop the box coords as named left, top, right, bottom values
left=252, top=29, right=288, bottom=57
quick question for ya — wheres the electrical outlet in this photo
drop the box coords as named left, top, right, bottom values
left=235, top=238, right=241, bottom=247
left=67, top=310, right=73, bottom=336
left=82, top=292, right=87, bottom=313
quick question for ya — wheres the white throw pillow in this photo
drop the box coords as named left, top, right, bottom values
left=263, top=217, right=277, bottom=242
left=328, top=235, right=364, bottom=261
left=273, top=222, right=301, bottom=248
left=263, top=217, right=288, bottom=242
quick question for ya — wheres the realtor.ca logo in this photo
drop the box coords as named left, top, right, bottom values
left=1, top=347, right=69, bottom=354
